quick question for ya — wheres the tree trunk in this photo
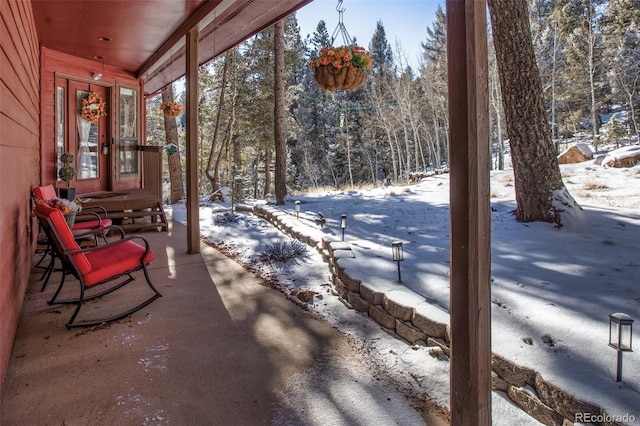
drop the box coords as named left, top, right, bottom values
left=161, top=86, right=184, bottom=204
left=264, top=146, right=272, bottom=198
left=273, top=19, right=287, bottom=204
left=206, top=51, right=232, bottom=202
left=587, top=2, right=600, bottom=140
left=488, top=0, right=580, bottom=226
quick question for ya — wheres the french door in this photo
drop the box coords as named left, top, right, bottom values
left=59, top=80, right=110, bottom=194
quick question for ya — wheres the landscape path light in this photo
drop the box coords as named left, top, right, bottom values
left=340, top=214, right=347, bottom=241
left=609, top=313, right=634, bottom=382
left=391, top=241, right=403, bottom=283
left=295, top=200, right=301, bottom=219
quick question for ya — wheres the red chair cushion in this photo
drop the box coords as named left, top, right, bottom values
left=33, top=185, right=57, bottom=201
left=84, top=243, right=155, bottom=287
left=34, top=185, right=112, bottom=235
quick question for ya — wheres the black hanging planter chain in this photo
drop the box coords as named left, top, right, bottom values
left=330, top=0, right=354, bottom=47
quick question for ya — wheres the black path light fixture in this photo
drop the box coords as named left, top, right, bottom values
left=609, top=313, right=634, bottom=382
left=340, top=214, right=347, bottom=241
left=391, top=241, right=403, bottom=283
left=294, top=200, right=301, bottom=219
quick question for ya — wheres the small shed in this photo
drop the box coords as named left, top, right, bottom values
left=558, top=143, right=594, bottom=164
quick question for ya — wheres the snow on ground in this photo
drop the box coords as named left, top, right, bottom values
left=168, top=146, right=640, bottom=425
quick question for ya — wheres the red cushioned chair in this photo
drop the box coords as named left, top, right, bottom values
left=33, top=184, right=114, bottom=291
left=33, top=184, right=113, bottom=243
left=34, top=202, right=162, bottom=329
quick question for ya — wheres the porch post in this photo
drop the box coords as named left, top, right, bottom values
left=186, top=27, right=200, bottom=253
left=446, top=1, right=491, bottom=424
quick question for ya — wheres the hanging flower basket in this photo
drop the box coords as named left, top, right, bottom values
left=310, top=46, right=372, bottom=92
left=160, top=101, right=184, bottom=117
left=80, top=92, right=107, bottom=124
left=314, top=64, right=367, bottom=92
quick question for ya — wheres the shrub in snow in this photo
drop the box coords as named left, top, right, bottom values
left=258, top=240, right=307, bottom=264
left=212, top=211, right=240, bottom=225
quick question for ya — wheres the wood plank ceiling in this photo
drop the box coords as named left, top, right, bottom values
left=32, top=0, right=312, bottom=95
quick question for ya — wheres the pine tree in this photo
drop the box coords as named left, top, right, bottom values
left=291, top=20, right=336, bottom=188
left=488, top=0, right=581, bottom=226
left=553, top=0, right=607, bottom=144
left=601, top=0, right=640, bottom=135
left=420, top=5, right=449, bottom=171
left=274, top=18, right=287, bottom=204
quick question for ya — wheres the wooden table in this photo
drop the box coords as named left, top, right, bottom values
left=77, top=189, right=167, bottom=232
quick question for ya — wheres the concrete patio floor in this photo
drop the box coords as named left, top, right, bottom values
left=1, top=220, right=444, bottom=425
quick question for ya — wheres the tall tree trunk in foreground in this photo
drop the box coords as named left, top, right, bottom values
left=273, top=19, right=287, bottom=204
left=161, top=86, right=185, bottom=204
left=487, top=0, right=580, bottom=226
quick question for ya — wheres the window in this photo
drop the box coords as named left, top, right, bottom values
left=56, top=85, right=65, bottom=179
left=119, top=87, right=139, bottom=175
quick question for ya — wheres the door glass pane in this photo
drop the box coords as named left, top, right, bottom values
left=56, top=86, right=65, bottom=178
left=77, top=90, right=99, bottom=179
left=119, top=87, right=139, bottom=175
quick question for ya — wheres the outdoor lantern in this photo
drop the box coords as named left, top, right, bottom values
left=101, top=143, right=109, bottom=155
left=391, top=241, right=403, bottom=283
left=294, top=200, right=301, bottom=219
left=609, top=313, right=634, bottom=382
left=340, top=214, right=347, bottom=241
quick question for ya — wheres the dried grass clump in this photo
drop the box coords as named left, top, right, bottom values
left=302, top=186, right=337, bottom=195
left=582, top=180, right=608, bottom=190
left=500, top=174, right=514, bottom=187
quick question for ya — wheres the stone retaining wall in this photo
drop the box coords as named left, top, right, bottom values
left=253, top=205, right=623, bottom=426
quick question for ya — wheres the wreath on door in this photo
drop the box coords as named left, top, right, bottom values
left=80, top=92, right=107, bottom=124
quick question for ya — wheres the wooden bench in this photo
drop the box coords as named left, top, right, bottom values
left=78, top=189, right=168, bottom=233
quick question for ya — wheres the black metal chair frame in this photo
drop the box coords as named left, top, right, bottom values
left=34, top=206, right=162, bottom=329
left=36, top=210, right=109, bottom=292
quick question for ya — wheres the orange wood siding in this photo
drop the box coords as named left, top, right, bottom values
left=0, top=0, right=41, bottom=391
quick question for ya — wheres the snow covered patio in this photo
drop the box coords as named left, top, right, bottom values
left=171, top=154, right=640, bottom=426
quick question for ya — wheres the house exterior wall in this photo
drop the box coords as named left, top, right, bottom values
left=40, top=48, right=143, bottom=192
left=0, top=0, right=41, bottom=391
left=1, top=0, right=146, bottom=392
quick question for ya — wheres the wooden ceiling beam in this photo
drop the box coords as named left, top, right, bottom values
left=136, top=0, right=225, bottom=79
